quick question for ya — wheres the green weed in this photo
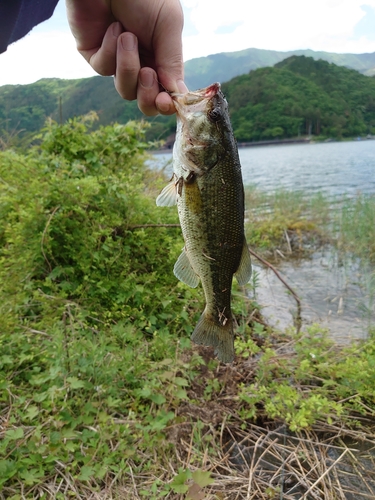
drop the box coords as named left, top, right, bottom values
left=1, top=115, right=375, bottom=498
left=335, top=194, right=375, bottom=262
left=244, top=187, right=329, bottom=251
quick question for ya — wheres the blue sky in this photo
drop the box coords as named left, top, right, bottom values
left=1, top=0, right=375, bottom=86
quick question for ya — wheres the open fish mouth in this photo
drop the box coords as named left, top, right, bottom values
left=170, top=82, right=221, bottom=106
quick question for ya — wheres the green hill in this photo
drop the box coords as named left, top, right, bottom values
left=222, top=55, right=375, bottom=140
left=1, top=49, right=375, bottom=144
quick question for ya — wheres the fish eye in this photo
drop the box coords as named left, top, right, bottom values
left=208, top=108, right=222, bottom=122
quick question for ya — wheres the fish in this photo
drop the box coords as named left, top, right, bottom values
left=156, top=82, right=252, bottom=363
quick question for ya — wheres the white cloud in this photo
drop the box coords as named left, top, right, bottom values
left=181, top=0, right=375, bottom=59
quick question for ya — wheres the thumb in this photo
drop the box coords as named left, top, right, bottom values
left=153, top=1, right=188, bottom=93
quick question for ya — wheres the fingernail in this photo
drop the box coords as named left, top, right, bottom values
left=140, top=70, right=154, bottom=89
left=121, top=33, right=136, bottom=51
left=111, top=22, right=122, bottom=37
left=177, top=79, right=188, bottom=93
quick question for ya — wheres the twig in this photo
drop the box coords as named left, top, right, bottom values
left=284, top=229, right=292, bottom=254
left=248, top=246, right=302, bottom=332
left=128, top=223, right=180, bottom=229
left=23, top=327, right=51, bottom=338
left=127, top=465, right=141, bottom=500
left=301, top=448, right=349, bottom=499
left=41, top=206, right=60, bottom=273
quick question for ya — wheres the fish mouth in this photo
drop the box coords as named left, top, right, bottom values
left=171, top=83, right=224, bottom=132
left=171, top=82, right=221, bottom=107
left=203, top=82, right=221, bottom=98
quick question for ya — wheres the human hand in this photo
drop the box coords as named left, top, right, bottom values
left=66, top=0, right=187, bottom=116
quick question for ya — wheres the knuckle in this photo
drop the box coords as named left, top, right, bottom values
left=87, top=51, right=116, bottom=77
left=114, top=78, right=137, bottom=101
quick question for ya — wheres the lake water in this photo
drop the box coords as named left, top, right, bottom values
left=253, top=252, right=374, bottom=343
left=240, top=140, right=375, bottom=196
left=152, top=139, right=375, bottom=197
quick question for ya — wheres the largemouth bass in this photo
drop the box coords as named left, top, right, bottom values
left=156, top=82, right=252, bottom=363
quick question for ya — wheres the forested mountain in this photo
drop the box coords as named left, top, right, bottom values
left=184, top=48, right=375, bottom=90
left=222, top=55, right=375, bottom=140
left=0, top=77, right=141, bottom=137
left=1, top=52, right=375, bottom=145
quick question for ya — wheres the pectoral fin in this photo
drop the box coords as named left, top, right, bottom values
left=235, top=240, right=252, bottom=286
left=173, top=248, right=199, bottom=288
left=156, top=180, right=177, bottom=207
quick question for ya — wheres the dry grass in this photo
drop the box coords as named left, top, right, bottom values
left=161, top=352, right=375, bottom=500
left=3, top=346, right=374, bottom=500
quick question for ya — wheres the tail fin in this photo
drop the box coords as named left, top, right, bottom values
left=191, top=311, right=235, bottom=363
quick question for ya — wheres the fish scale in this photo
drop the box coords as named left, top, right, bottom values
left=156, top=83, right=252, bottom=363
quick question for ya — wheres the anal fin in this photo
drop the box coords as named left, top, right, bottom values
left=173, top=248, right=199, bottom=288
left=235, top=239, right=252, bottom=286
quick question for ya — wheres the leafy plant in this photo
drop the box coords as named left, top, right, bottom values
left=170, top=468, right=214, bottom=498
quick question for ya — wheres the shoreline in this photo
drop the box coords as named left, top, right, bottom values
left=151, top=135, right=375, bottom=153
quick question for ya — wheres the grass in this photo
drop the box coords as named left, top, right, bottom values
left=2, top=318, right=375, bottom=499
left=2, top=228, right=375, bottom=498
left=245, top=186, right=331, bottom=255
left=335, top=194, right=375, bottom=262
left=1, top=117, right=375, bottom=499
left=245, top=186, right=375, bottom=264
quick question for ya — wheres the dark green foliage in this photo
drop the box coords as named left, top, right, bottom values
left=221, top=56, right=375, bottom=141
left=0, top=77, right=142, bottom=145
